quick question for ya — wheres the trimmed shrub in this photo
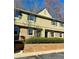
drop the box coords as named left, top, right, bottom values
left=25, top=37, right=64, bottom=44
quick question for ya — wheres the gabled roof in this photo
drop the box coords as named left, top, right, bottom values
left=14, top=8, right=64, bottom=23
left=38, top=8, right=52, bottom=18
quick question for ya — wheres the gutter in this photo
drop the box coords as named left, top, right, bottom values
left=14, top=8, right=64, bottom=23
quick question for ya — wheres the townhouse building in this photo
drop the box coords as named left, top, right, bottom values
left=14, top=8, right=64, bottom=40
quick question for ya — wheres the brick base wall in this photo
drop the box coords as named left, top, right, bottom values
left=24, top=43, right=64, bottom=52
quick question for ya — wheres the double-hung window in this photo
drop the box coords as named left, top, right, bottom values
left=14, top=27, right=19, bottom=35
left=60, top=23, right=64, bottom=27
left=52, top=21, right=57, bottom=26
left=28, top=28, right=33, bottom=35
left=14, top=10, right=22, bottom=19
left=28, top=15, right=36, bottom=22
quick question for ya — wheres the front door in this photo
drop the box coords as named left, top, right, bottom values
left=14, top=26, right=20, bottom=40
left=34, top=29, right=41, bottom=37
left=45, top=31, right=48, bottom=38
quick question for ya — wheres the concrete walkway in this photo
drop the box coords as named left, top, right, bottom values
left=15, top=52, right=64, bottom=59
left=14, top=49, right=64, bottom=58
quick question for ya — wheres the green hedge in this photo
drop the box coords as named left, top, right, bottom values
left=25, top=37, right=64, bottom=44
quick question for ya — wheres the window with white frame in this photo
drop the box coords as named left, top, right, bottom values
left=52, top=21, right=57, bottom=26
left=54, top=32, right=60, bottom=37
left=14, top=27, right=19, bottom=35
left=60, top=23, right=64, bottom=27
left=28, top=28, right=33, bottom=35
left=28, top=15, right=36, bottom=22
left=14, top=10, right=22, bottom=19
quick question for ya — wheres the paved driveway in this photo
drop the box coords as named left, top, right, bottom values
left=15, top=52, right=64, bottom=59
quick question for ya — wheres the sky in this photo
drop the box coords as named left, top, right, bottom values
left=15, top=0, right=64, bottom=11
left=14, top=0, right=64, bottom=20
left=22, top=0, right=45, bottom=12
left=60, top=0, right=64, bottom=3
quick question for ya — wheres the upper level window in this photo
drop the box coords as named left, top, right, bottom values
left=28, top=15, right=36, bottom=22
left=14, top=10, right=22, bottom=19
left=28, top=28, right=33, bottom=35
left=14, top=27, right=19, bottom=35
left=52, top=21, right=57, bottom=26
left=60, top=23, right=64, bottom=27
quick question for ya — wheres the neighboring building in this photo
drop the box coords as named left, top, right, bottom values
left=14, top=8, right=64, bottom=40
